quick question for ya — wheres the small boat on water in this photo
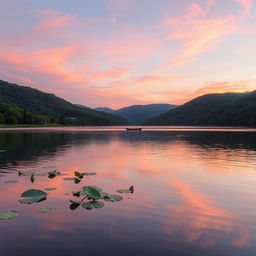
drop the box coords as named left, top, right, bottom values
left=126, top=128, right=142, bottom=131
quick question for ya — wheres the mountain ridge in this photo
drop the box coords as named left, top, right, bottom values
left=0, top=79, right=127, bottom=125
left=95, top=104, right=177, bottom=124
left=144, top=92, right=256, bottom=126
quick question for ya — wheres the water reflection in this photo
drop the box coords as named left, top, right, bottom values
left=1, top=129, right=256, bottom=255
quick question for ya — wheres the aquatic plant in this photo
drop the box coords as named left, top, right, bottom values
left=1, top=169, right=134, bottom=220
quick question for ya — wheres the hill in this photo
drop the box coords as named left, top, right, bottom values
left=144, top=92, right=256, bottom=126
left=96, top=104, right=176, bottom=124
left=0, top=80, right=127, bottom=125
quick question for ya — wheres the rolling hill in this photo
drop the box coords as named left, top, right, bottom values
left=95, top=104, right=176, bottom=124
left=144, top=92, right=256, bottom=126
left=0, top=79, right=127, bottom=125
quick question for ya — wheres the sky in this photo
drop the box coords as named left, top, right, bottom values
left=0, top=0, right=255, bottom=109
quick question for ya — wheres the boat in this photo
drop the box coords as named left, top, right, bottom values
left=126, top=128, right=142, bottom=131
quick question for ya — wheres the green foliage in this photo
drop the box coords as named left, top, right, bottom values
left=144, top=91, right=256, bottom=126
left=0, top=211, right=20, bottom=220
left=0, top=113, right=4, bottom=124
left=0, top=79, right=127, bottom=125
left=47, top=170, right=60, bottom=178
left=2, top=167, right=133, bottom=218
left=19, top=188, right=47, bottom=204
left=38, top=207, right=52, bottom=213
left=20, top=189, right=47, bottom=198
left=117, top=186, right=134, bottom=193
left=5, top=115, right=18, bottom=124
left=83, top=186, right=101, bottom=200
left=82, top=201, right=104, bottom=210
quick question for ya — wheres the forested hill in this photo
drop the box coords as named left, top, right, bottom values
left=96, top=104, right=176, bottom=124
left=144, top=92, right=256, bottom=126
left=0, top=80, right=127, bottom=125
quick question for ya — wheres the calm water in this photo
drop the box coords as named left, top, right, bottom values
left=1, top=127, right=256, bottom=255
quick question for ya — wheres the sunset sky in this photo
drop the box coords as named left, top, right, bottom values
left=0, top=0, right=255, bottom=108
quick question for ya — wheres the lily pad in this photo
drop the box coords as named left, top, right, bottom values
left=19, top=197, right=46, bottom=204
left=0, top=211, right=19, bottom=220
left=90, top=186, right=103, bottom=192
left=18, top=171, right=31, bottom=176
left=103, top=194, right=123, bottom=202
left=74, top=171, right=84, bottom=179
left=83, top=172, right=97, bottom=176
left=38, top=207, right=52, bottom=213
left=82, top=201, right=104, bottom=210
left=4, top=180, right=18, bottom=184
left=44, top=187, right=57, bottom=191
left=74, top=178, right=81, bottom=184
left=72, top=191, right=81, bottom=197
left=21, top=189, right=47, bottom=198
left=30, top=173, right=35, bottom=183
left=69, top=200, right=81, bottom=210
left=117, top=186, right=134, bottom=194
left=83, top=186, right=101, bottom=200
left=48, top=170, right=60, bottom=179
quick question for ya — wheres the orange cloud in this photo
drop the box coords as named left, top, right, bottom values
left=187, top=81, right=253, bottom=101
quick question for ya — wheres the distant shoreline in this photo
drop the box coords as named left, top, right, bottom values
left=1, top=125, right=256, bottom=133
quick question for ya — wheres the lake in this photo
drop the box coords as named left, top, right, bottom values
left=1, top=127, right=256, bottom=255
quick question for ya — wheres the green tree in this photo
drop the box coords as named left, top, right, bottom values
left=0, top=114, right=5, bottom=124
left=5, top=115, right=18, bottom=124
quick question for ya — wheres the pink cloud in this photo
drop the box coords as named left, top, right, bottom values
left=92, top=66, right=131, bottom=80
left=164, top=11, right=238, bottom=67
left=234, top=0, right=253, bottom=15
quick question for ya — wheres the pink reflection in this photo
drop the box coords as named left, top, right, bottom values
left=163, top=181, right=250, bottom=248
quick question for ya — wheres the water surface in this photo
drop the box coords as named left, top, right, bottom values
left=1, top=127, right=256, bottom=255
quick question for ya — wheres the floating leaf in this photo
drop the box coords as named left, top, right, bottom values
left=19, top=197, right=46, bottom=204
left=74, top=171, right=84, bottom=179
left=100, top=192, right=110, bottom=199
left=0, top=211, right=19, bottom=220
left=48, top=170, right=60, bottom=179
left=74, top=178, right=81, bottom=184
left=44, top=187, right=56, bottom=191
left=4, top=180, right=18, bottom=184
left=83, top=172, right=97, bottom=176
left=117, top=186, right=134, bottom=194
left=90, top=186, right=103, bottom=192
left=103, top=194, right=123, bottom=202
left=21, top=189, right=47, bottom=198
left=39, top=207, right=52, bottom=213
left=18, top=171, right=31, bottom=176
left=83, top=186, right=101, bottom=200
left=82, top=201, right=104, bottom=210
left=72, top=191, right=81, bottom=197
left=30, top=173, right=35, bottom=183
left=69, top=200, right=80, bottom=210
